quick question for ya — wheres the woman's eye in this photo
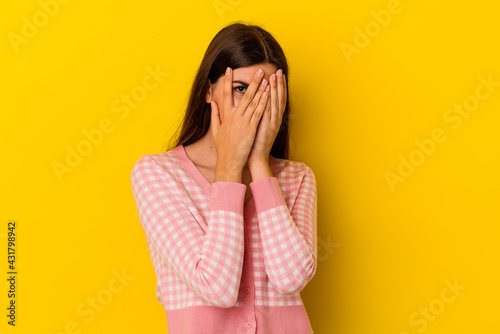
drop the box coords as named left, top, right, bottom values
left=234, top=86, right=247, bottom=94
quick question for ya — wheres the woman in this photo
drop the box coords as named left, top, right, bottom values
left=131, top=22, right=318, bottom=334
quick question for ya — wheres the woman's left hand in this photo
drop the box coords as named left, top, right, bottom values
left=246, top=69, right=287, bottom=167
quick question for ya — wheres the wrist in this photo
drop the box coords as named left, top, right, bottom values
left=215, top=161, right=243, bottom=183
left=248, top=159, right=272, bottom=181
left=247, top=155, right=269, bottom=168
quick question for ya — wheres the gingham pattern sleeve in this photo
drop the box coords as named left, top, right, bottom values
left=249, top=164, right=317, bottom=295
left=130, top=155, right=246, bottom=308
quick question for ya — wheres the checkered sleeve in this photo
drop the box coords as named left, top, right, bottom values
left=249, top=164, right=317, bottom=295
left=130, top=155, right=246, bottom=308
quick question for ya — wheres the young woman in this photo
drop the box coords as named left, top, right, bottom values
left=131, top=22, right=318, bottom=334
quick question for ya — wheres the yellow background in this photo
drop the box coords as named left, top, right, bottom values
left=1, top=0, right=499, bottom=333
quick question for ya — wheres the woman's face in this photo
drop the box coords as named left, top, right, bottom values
left=205, top=62, right=279, bottom=119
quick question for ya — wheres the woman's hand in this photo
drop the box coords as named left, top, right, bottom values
left=210, top=67, right=270, bottom=179
left=247, top=69, right=287, bottom=167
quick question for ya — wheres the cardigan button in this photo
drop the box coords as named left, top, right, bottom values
left=246, top=321, right=252, bottom=329
left=244, top=286, right=251, bottom=295
left=244, top=252, right=248, bottom=260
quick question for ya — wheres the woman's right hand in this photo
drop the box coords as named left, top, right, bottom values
left=210, top=67, right=270, bottom=181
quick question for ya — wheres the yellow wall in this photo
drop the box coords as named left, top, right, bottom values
left=2, top=0, right=499, bottom=333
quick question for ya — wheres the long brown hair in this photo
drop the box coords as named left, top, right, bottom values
left=164, top=21, right=292, bottom=160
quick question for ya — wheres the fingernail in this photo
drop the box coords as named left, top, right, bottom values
left=271, top=74, right=276, bottom=82
left=257, top=69, right=263, bottom=77
left=265, top=85, right=270, bottom=92
left=226, top=67, right=231, bottom=76
left=278, top=69, right=283, bottom=77
left=260, top=78, right=267, bottom=87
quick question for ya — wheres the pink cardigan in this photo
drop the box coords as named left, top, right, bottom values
left=130, top=144, right=318, bottom=333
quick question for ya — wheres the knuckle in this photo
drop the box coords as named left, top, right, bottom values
left=249, top=99, right=258, bottom=109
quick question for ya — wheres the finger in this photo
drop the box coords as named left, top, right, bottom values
left=210, top=101, right=221, bottom=138
left=270, top=73, right=279, bottom=122
left=258, top=85, right=271, bottom=125
left=249, top=84, right=270, bottom=127
left=283, top=72, right=287, bottom=106
left=237, top=68, right=265, bottom=115
left=244, top=77, right=268, bottom=120
left=263, top=85, right=271, bottom=121
left=223, top=67, right=233, bottom=118
left=282, top=72, right=287, bottom=116
left=277, top=69, right=284, bottom=117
